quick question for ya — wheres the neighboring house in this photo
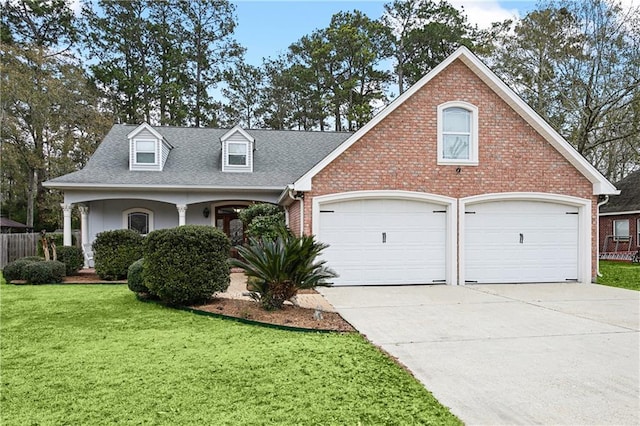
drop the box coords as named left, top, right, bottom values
left=45, top=46, right=618, bottom=285
left=599, top=170, right=640, bottom=260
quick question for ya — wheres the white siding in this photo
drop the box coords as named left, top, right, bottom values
left=222, top=131, right=253, bottom=173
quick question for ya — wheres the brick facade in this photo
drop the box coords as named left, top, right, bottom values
left=288, top=58, right=599, bottom=278
left=599, top=214, right=640, bottom=252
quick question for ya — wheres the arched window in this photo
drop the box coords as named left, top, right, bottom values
left=122, top=208, right=154, bottom=235
left=437, top=101, right=478, bottom=165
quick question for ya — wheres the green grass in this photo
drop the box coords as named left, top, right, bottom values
left=0, top=280, right=460, bottom=425
left=598, top=261, right=640, bottom=291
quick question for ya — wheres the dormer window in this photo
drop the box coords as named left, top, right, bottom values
left=127, top=123, right=173, bottom=171
left=221, top=125, right=254, bottom=173
left=228, top=142, right=248, bottom=166
left=437, top=101, right=478, bottom=165
left=135, top=140, right=157, bottom=164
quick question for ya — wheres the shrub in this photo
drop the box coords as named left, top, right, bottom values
left=144, top=225, right=231, bottom=305
left=56, top=246, right=84, bottom=276
left=239, top=203, right=285, bottom=240
left=22, top=260, right=66, bottom=284
left=2, top=257, right=45, bottom=282
left=127, top=258, right=148, bottom=294
left=230, top=226, right=337, bottom=310
left=93, top=229, right=144, bottom=280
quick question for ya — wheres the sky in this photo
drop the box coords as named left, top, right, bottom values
left=231, top=0, right=539, bottom=65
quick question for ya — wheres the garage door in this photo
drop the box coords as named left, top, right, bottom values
left=318, top=198, right=447, bottom=285
left=464, top=201, right=579, bottom=283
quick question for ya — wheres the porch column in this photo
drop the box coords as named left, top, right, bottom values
left=78, top=204, right=89, bottom=245
left=177, top=204, right=187, bottom=226
left=61, top=203, right=73, bottom=246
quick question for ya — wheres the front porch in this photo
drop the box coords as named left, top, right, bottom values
left=59, top=189, right=282, bottom=263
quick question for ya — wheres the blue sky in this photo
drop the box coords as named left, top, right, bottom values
left=231, top=0, right=539, bottom=65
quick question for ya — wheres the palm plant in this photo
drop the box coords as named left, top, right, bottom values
left=229, top=227, right=338, bottom=310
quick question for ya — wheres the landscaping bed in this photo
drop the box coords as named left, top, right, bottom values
left=191, top=298, right=354, bottom=332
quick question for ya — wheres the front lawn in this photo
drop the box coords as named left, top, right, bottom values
left=598, top=261, right=640, bottom=291
left=0, top=281, right=460, bottom=425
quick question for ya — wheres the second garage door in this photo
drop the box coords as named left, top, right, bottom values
left=318, top=198, right=447, bottom=286
left=464, top=200, right=579, bottom=283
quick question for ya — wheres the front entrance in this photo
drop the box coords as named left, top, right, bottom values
left=215, top=206, right=245, bottom=246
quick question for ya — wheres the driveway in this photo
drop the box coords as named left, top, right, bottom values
left=318, top=283, right=640, bottom=425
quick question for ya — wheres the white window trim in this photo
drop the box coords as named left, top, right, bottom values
left=613, top=219, right=630, bottom=241
left=225, top=141, right=250, bottom=169
left=224, top=140, right=250, bottom=169
left=122, top=208, right=154, bottom=235
left=437, top=101, right=479, bottom=166
left=133, top=139, right=158, bottom=166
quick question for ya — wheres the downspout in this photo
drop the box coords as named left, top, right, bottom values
left=288, top=188, right=304, bottom=236
left=596, top=195, right=610, bottom=277
left=280, top=184, right=304, bottom=236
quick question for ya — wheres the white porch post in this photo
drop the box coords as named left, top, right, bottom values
left=177, top=204, right=187, bottom=226
left=61, top=203, right=73, bottom=246
left=78, top=204, right=89, bottom=244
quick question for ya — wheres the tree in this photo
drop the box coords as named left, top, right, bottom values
left=221, top=62, right=264, bottom=128
left=1, top=0, right=111, bottom=229
left=80, top=0, right=155, bottom=124
left=181, top=0, right=243, bottom=127
left=382, top=0, right=476, bottom=94
left=288, top=10, right=392, bottom=131
left=80, top=0, right=242, bottom=126
left=481, top=0, right=640, bottom=180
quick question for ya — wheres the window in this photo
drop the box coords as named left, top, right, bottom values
left=613, top=219, right=629, bottom=241
left=135, top=140, right=156, bottom=164
left=227, top=142, right=248, bottom=166
left=123, top=208, right=153, bottom=235
left=437, top=101, right=478, bottom=165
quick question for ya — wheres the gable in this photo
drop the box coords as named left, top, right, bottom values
left=307, top=58, right=595, bottom=200
left=293, top=46, right=617, bottom=196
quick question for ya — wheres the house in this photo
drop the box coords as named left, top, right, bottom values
left=45, top=46, right=618, bottom=285
left=599, top=170, right=640, bottom=260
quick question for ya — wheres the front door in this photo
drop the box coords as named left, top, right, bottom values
left=215, top=206, right=245, bottom=247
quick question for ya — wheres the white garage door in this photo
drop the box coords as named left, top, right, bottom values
left=464, top=201, right=579, bottom=283
left=318, top=198, right=447, bottom=286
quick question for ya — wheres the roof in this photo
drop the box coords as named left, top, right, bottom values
left=600, top=169, right=640, bottom=214
left=44, top=125, right=351, bottom=191
left=0, top=217, right=28, bottom=228
left=293, top=46, right=618, bottom=196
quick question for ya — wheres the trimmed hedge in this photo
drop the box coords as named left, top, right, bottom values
left=143, top=225, right=231, bottom=305
left=22, top=261, right=66, bottom=284
left=127, top=258, right=148, bottom=294
left=57, top=246, right=84, bottom=276
left=2, top=257, right=45, bottom=282
left=93, top=229, right=144, bottom=280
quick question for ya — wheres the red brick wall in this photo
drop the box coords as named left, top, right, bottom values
left=287, top=200, right=301, bottom=237
left=301, top=59, right=598, bottom=276
left=599, top=214, right=640, bottom=252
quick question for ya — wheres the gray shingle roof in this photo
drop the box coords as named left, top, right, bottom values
left=600, top=169, right=640, bottom=213
left=46, top=125, right=351, bottom=189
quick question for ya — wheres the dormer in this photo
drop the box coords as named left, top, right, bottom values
left=221, top=125, right=254, bottom=173
left=127, top=123, right=173, bottom=171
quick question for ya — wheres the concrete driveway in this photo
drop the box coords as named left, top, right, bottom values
left=318, top=283, right=640, bottom=425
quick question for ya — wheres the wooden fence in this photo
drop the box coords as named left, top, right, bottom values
left=0, top=232, right=81, bottom=269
